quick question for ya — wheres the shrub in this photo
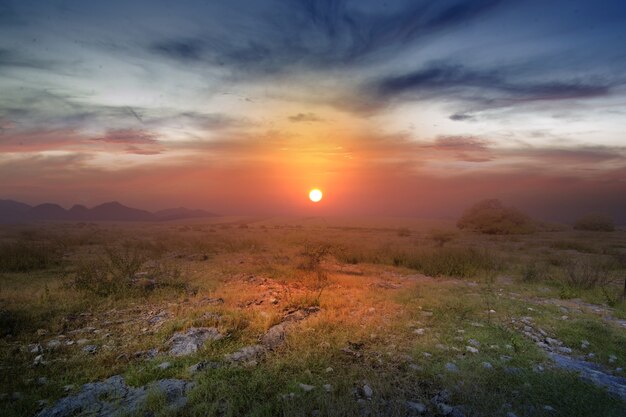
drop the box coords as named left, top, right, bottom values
left=563, top=256, right=616, bottom=289
left=573, top=214, right=615, bottom=232
left=457, top=199, right=535, bottom=235
left=397, top=228, right=411, bottom=237
left=73, top=243, right=188, bottom=296
left=400, top=247, right=498, bottom=278
left=428, top=229, right=457, bottom=247
left=0, top=241, right=61, bottom=272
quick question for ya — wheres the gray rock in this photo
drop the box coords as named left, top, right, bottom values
left=224, top=345, right=266, bottom=363
left=581, top=340, right=590, bottom=349
left=299, top=383, right=315, bottom=392
left=466, top=346, right=479, bottom=354
left=482, top=362, right=493, bottom=370
left=549, top=353, right=626, bottom=402
left=468, top=339, right=480, bottom=347
left=362, top=384, right=373, bottom=398
left=46, top=340, right=61, bottom=350
left=33, top=355, right=44, bottom=366
left=406, top=401, right=427, bottom=414
left=168, top=327, right=222, bottom=357
left=323, top=384, right=332, bottom=392
left=82, top=345, right=97, bottom=354
left=37, top=375, right=193, bottom=417
left=609, top=354, right=617, bottom=363
left=445, top=363, right=459, bottom=373
left=157, top=362, right=171, bottom=370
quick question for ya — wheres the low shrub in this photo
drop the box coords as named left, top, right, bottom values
left=573, top=214, right=615, bottom=232
left=563, top=256, right=616, bottom=289
left=400, top=247, right=498, bottom=278
left=0, top=241, right=62, bottom=272
left=457, top=199, right=535, bottom=235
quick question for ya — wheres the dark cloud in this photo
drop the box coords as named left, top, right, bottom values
left=449, top=112, right=475, bottom=121
left=288, top=112, right=324, bottom=122
left=370, top=63, right=612, bottom=104
left=148, top=0, right=506, bottom=73
left=94, top=129, right=158, bottom=145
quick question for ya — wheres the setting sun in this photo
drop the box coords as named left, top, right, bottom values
left=309, top=188, right=323, bottom=203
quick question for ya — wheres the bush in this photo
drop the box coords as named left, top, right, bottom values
left=73, top=243, right=188, bottom=296
left=573, top=214, right=615, bottom=232
left=428, top=229, right=457, bottom=247
left=457, top=199, right=535, bottom=235
left=0, top=241, right=61, bottom=272
left=400, top=247, right=498, bottom=278
left=563, top=257, right=616, bottom=289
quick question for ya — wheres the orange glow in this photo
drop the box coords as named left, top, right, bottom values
left=309, top=188, right=323, bottom=202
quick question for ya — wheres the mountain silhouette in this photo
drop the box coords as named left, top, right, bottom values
left=0, top=199, right=216, bottom=223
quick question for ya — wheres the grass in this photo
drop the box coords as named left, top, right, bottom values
left=0, top=220, right=625, bottom=416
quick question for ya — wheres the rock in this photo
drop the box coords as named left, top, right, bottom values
left=46, top=340, right=61, bottom=350
left=157, top=362, right=171, bottom=370
left=33, top=355, right=44, bottom=366
left=581, top=340, right=590, bottom=349
left=466, top=346, right=479, bottom=354
left=36, top=329, right=48, bottom=336
left=168, top=327, right=223, bottom=357
left=438, top=404, right=453, bottom=415
left=468, top=339, right=480, bottom=347
left=500, top=355, right=512, bottom=362
left=533, top=364, right=544, bottom=373
left=82, top=345, right=97, bottom=354
left=482, top=362, right=493, bottom=369
left=76, top=339, right=89, bottom=345
left=409, top=363, right=423, bottom=371
left=362, top=384, right=373, bottom=398
left=261, top=308, right=320, bottom=350
left=406, top=401, right=427, bottom=414
left=63, top=385, right=74, bottom=392
left=545, top=338, right=562, bottom=347
left=445, top=363, right=459, bottom=373
left=36, top=375, right=193, bottom=417
left=609, top=354, right=617, bottom=363
left=224, top=345, right=266, bottom=363
left=30, top=343, right=43, bottom=354
left=325, top=367, right=334, bottom=373
left=557, top=346, right=572, bottom=354
left=543, top=405, right=555, bottom=412
left=37, top=377, right=48, bottom=385
left=323, top=384, right=332, bottom=392
left=299, top=383, right=315, bottom=392
left=413, top=328, right=425, bottom=335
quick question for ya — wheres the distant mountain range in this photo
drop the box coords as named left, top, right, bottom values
left=0, top=199, right=217, bottom=223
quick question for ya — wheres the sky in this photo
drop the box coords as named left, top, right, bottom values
left=1, top=0, right=625, bottom=221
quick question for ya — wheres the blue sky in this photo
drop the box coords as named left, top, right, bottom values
left=0, top=0, right=625, bottom=220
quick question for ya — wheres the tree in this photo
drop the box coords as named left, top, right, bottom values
left=457, top=199, right=535, bottom=235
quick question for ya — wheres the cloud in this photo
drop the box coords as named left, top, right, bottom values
left=288, top=112, right=324, bottom=122
left=93, top=129, right=158, bottom=145
left=148, top=0, right=506, bottom=74
left=369, top=63, right=612, bottom=105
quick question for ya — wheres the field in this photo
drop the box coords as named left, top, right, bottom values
left=1, top=217, right=625, bottom=417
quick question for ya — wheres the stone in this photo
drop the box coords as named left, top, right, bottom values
left=82, top=345, right=97, bottom=354
left=323, top=384, right=332, bottom=392
left=36, top=375, right=193, bottom=417
left=362, top=384, right=373, bottom=398
left=445, top=363, right=459, bottom=373
left=30, top=343, right=43, bottom=354
left=46, top=340, right=61, bottom=350
left=224, top=345, right=266, bottom=363
left=76, top=339, right=89, bottom=345
left=299, top=383, right=315, bottom=392
left=466, top=346, right=479, bottom=354
left=157, top=362, right=171, bottom=370
left=543, top=405, right=555, bottom=412
left=413, top=328, right=425, bottom=335
left=36, top=329, right=48, bottom=336
left=557, top=346, right=572, bottom=354
left=581, top=340, right=590, bottom=349
left=438, top=404, right=453, bottom=415
left=168, top=327, right=222, bottom=357
left=406, top=401, right=427, bottom=414
left=325, top=367, right=334, bottom=373
left=482, top=362, right=493, bottom=369
left=33, top=355, right=44, bottom=366
left=609, top=354, right=617, bottom=363
left=37, top=377, right=48, bottom=385
left=409, top=363, right=423, bottom=371
left=468, top=339, right=480, bottom=347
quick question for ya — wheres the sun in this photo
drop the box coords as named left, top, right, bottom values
left=309, top=188, right=323, bottom=203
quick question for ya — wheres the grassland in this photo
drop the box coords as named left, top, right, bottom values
left=0, top=217, right=625, bottom=416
